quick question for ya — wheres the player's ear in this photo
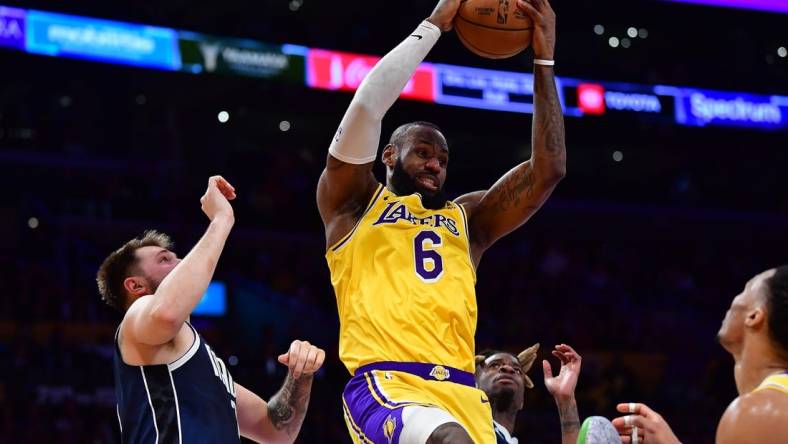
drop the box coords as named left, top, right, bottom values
left=124, top=276, right=148, bottom=298
left=381, top=144, right=397, bottom=167
left=744, top=306, right=766, bottom=329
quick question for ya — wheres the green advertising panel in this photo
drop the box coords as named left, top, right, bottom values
left=178, top=31, right=305, bottom=82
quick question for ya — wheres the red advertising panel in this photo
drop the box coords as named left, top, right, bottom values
left=577, top=83, right=606, bottom=115
left=307, top=49, right=436, bottom=103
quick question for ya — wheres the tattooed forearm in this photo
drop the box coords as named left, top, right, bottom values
left=532, top=66, right=566, bottom=169
left=491, top=164, right=537, bottom=212
left=557, top=397, right=581, bottom=444
left=267, top=373, right=313, bottom=436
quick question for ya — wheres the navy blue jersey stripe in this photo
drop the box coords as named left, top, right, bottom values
left=143, top=366, right=181, bottom=444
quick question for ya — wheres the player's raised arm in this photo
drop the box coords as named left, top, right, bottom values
left=458, top=0, right=566, bottom=263
left=123, top=176, right=236, bottom=346
left=316, top=0, right=460, bottom=248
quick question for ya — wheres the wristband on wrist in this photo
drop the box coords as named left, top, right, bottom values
left=534, top=58, right=555, bottom=66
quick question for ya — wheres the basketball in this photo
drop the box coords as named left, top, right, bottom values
left=454, top=0, right=533, bottom=59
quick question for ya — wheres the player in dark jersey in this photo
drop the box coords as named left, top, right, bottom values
left=475, top=344, right=582, bottom=444
left=97, top=176, right=325, bottom=443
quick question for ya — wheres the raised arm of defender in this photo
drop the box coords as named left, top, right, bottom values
left=457, top=0, right=566, bottom=265
left=316, top=0, right=460, bottom=248
left=124, top=176, right=237, bottom=346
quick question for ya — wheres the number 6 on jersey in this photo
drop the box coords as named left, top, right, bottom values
left=414, top=231, right=444, bottom=283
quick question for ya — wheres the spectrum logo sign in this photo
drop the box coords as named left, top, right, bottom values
left=306, top=49, right=436, bottom=102
left=675, top=89, right=786, bottom=129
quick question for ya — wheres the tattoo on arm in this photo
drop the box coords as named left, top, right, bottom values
left=533, top=67, right=566, bottom=159
left=558, top=398, right=581, bottom=444
left=267, top=374, right=313, bottom=436
left=490, top=164, right=537, bottom=212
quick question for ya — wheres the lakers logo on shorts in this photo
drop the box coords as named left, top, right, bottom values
left=429, top=365, right=451, bottom=381
left=383, top=415, right=397, bottom=444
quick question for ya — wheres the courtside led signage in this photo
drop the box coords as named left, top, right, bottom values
left=672, top=88, right=787, bottom=130
left=434, top=64, right=564, bottom=114
left=577, top=83, right=606, bottom=115
left=0, top=6, right=25, bottom=50
left=179, top=31, right=305, bottom=81
left=25, top=10, right=180, bottom=70
left=306, top=48, right=436, bottom=102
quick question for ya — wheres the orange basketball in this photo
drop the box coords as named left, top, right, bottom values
left=454, top=0, right=533, bottom=59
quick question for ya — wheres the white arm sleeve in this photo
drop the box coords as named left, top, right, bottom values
left=328, top=20, right=442, bottom=164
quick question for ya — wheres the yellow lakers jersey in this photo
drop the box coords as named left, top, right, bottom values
left=326, top=184, right=478, bottom=374
left=753, top=371, right=788, bottom=395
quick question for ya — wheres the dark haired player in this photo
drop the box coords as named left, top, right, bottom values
left=476, top=344, right=582, bottom=444
left=97, top=176, right=324, bottom=443
left=613, top=267, right=788, bottom=444
left=316, top=0, right=566, bottom=442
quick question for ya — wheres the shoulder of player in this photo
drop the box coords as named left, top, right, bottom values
left=453, top=190, right=487, bottom=216
left=119, top=296, right=188, bottom=359
left=717, top=391, right=788, bottom=444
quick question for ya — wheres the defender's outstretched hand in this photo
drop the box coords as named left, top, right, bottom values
left=278, top=340, right=326, bottom=379
left=543, top=344, right=581, bottom=401
left=516, top=0, right=557, bottom=60
left=200, top=175, right=236, bottom=222
left=612, top=403, right=681, bottom=444
left=428, top=0, right=461, bottom=32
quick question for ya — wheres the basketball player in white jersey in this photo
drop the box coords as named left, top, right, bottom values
left=612, top=266, right=788, bottom=444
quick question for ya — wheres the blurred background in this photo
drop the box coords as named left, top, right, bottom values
left=1, top=0, right=786, bottom=442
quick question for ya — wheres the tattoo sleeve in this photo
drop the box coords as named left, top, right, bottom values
left=532, top=65, right=566, bottom=170
left=267, top=373, right=313, bottom=437
left=557, top=397, right=581, bottom=444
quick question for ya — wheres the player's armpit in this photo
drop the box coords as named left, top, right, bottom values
left=317, top=155, right=378, bottom=228
left=716, top=392, right=788, bottom=444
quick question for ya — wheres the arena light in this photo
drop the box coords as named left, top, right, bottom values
left=217, top=110, right=230, bottom=123
left=594, top=24, right=605, bottom=35
left=194, top=281, right=227, bottom=317
left=608, top=37, right=620, bottom=48
left=779, top=46, right=787, bottom=58
left=613, top=151, right=624, bottom=162
left=627, top=27, right=638, bottom=38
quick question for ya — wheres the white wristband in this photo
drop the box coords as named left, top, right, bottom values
left=534, top=59, right=555, bottom=66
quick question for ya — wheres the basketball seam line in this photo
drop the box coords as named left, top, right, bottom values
left=456, top=14, right=534, bottom=32
left=456, top=24, right=524, bottom=57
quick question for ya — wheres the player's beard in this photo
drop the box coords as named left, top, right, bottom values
left=390, top=158, right=447, bottom=210
left=489, top=386, right=518, bottom=414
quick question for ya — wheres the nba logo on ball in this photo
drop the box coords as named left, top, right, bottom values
left=455, top=0, right=533, bottom=59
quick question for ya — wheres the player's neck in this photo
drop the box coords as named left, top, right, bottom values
left=492, top=408, right=518, bottom=435
left=736, top=337, right=788, bottom=394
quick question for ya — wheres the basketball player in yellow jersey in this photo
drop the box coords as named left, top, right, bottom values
left=612, top=266, right=788, bottom=444
left=316, top=0, right=565, bottom=442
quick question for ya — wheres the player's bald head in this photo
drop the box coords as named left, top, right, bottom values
left=388, top=121, right=448, bottom=152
